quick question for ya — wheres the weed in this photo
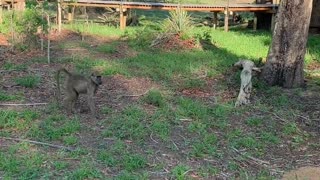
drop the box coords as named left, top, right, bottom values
left=14, top=75, right=41, bottom=88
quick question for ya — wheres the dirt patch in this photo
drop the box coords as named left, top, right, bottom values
left=282, top=166, right=320, bottom=180
left=152, top=33, right=197, bottom=51
left=0, top=33, right=10, bottom=46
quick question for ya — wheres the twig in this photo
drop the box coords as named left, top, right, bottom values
left=0, top=137, right=75, bottom=151
left=232, top=147, right=270, bottom=165
left=171, top=140, right=179, bottom=150
left=179, top=118, right=192, bottom=122
left=150, top=132, right=158, bottom=144
left=121, top=89, right=152, bottom=97
left=0, top=103, right=48, bottom=106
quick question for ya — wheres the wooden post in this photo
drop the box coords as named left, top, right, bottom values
left=213, top=12, right=218, bottom=29
left=119, top=5, right=127, bottom=30
left=253, top=14, right=257, bottom=31
left=224, top=8, right=229, bottom=32
left=67, top=6, right=73, bottom=22
left=57, top=0, right=62, bottom=33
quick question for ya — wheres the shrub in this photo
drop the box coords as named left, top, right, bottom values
left=162, top=8, right=193, bottom=37
left=1, top=8, right=46, bottom=49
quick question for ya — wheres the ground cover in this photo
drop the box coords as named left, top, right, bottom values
left=0, top=25, right=320, bottom=179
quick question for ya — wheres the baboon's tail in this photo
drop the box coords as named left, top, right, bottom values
left=55, top=68, right=71, bottom=101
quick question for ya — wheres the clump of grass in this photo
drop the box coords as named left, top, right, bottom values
left=191, top=134, right=218, bottom=157
left=171, top=164, right=191, bottom=180
left=96, top=42, right=119, bottom=54
left=0, top=109, right=39, bottom=130
left=142, top=89, right=165, bottom=107
left=14, top=75, right=41, bottom=88
left=245, top=117, right=263, bottom=127
left=0, top=91, right=22, bottom=101
left=3, top=62, right=27, bottom=71
left=63, top=135, right=78, bottom=145
left=181, top=78, right=206, bottom=89
left=67, top=161, right=103, bottom=179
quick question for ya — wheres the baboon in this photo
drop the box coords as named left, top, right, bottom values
left=56, top=68, right=102, bottom=118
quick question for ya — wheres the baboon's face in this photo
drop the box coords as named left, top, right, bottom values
left=96, top=76, right=102, bottom=85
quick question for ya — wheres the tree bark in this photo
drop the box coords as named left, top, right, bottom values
left=261, top=0, right=313, bottom=88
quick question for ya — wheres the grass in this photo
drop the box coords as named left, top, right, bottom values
left=14, top=75, right=41, bottom=88
left=1, top=20, right=320, bottom=179
left=0, top=91, right=23, bottom=101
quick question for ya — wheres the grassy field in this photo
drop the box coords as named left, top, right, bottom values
left=1, top=22, right=320, bottom=179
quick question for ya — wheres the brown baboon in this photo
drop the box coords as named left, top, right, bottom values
left=56, top=68, right=102, bottom=118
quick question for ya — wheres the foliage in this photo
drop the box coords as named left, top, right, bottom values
left=162, top=8, right=193, bottom=37
left=0, top=8, right=46, bottom=49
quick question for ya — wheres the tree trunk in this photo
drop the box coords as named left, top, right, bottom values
left=261, top=0, right=313, bottom=88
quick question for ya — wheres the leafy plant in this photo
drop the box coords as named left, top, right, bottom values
left=163, top=8, right=193, bottom=37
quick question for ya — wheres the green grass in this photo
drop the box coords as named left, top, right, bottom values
left=1, top=22, right=319, bottom=179
left=142, top=89, right=166, bottom=107
left=14, top=75, right=41, bottom=88
left=102, top=106, right=148, bottom=141
left=3, top=62, right=28, bottom=71
left=96, top=42, right=119, bottom=54
left=0, top=109, right=39, bottom=130
left=0, top=143, right=46, bottom=179
left=0, top=91, right=23, bottom=101
left=27, top=115, right=80, bottom=140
